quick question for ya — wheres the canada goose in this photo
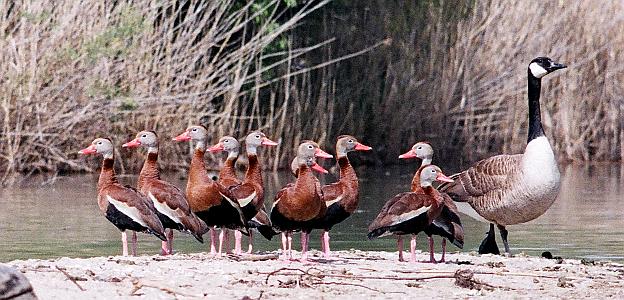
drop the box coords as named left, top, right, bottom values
left=438, top=57, right=567, bottom=255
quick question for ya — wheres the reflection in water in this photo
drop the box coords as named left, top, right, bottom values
left=0, top=164, right=622, bottom=262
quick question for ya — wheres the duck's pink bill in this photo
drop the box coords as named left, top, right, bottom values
left=311, top=163, right=328, bottom=174
left=398, top=150, right=417, bottom=159
left=122, top=139, right=141, bottom=148
left=261, top=137, right=279, bottom=146
left=354, top=142, right=372, bottom=151
left=208, top=142, right=224, bottom=152
left=436, top=173, right=454, bottom=183
left=314, top=148, right=333, bottom=159
left=78, top=145, right=97, bottom=155
left=173, top=131, right=191, bottom=142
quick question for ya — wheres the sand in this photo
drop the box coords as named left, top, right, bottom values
left=7, top=250, right=624, bottom=299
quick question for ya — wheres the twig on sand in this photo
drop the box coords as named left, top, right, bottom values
left=130, top=279, right=202, bottom=298
left=54, top=266, right=85, bottom=291
left=314, top=281, right=405, bottom=294
left=229, top=253, right=279, bottom=262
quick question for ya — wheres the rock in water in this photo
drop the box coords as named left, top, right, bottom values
left=0, top=264, right=37, bottom=300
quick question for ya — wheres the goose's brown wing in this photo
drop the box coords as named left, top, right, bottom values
left=438, top=154, right=522, bottom=202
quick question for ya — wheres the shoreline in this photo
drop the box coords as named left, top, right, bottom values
left=7, top=250, right=624, bottom=299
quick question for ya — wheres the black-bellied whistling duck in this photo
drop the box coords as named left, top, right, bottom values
left=173, top=125, right=248, bottom=256
left=368, top=165, right=453, bottom=263
left=210, top=131, right=278, bottom=254
left=310, top=135, right=372, bottom=258
left=270, top=141, right=332, bottom=262
left=209, top=136, right=242, bottom=188
left=399, top=142, right=464, bottom=263
left=78, top=138, right=166, bottom=256
left=123, top=131, right=209, bottom=255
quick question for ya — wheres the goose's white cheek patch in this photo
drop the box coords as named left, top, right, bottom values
left=529, top=63, right=548, bottom=78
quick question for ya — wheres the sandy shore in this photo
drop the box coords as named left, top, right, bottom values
left=7, top=250, right=624, bottom=299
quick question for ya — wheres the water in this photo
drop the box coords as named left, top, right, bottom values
left=0, top=163, right=622, bottom=262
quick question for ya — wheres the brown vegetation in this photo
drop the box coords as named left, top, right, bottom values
left=1, top=0, right=622, bottom=185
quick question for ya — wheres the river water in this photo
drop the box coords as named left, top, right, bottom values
left=0, top=163, right=622, bottom=262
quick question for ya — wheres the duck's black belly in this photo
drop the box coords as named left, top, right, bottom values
left=311, top=203, right=350, bottom=230
left=195, top=202, right=246, bottom=231
left=388, top=213, right=430, bottom=236
left=105, top=205, right=147, bottom=232
left=155, top=211, right=184, bottom=231
left=270, top=208, right=317, bottom=233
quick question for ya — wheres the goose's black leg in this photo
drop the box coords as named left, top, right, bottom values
left=478, top=223, right=500, bottom=255
left=497, top=224, right=510, bottom=255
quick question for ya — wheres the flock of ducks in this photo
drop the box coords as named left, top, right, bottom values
left=78, top=57, right=567, bottom=262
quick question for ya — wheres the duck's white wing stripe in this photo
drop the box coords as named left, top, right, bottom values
left=237, top=191, right=256, bottom=207
left=107, top=195, right=148, bottom=227
left=325, top=195, right=343, bottom=207
left=148, top=192, right=182, bottom=225
left=390, top=205, right=430, bottom=226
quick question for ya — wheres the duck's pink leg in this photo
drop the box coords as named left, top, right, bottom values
left=440, top=239, right=447, bottom=263
left=121, top=231, right=128, bottom=256
left=300, top=231, right=310, bottom=263
left=397, top=236, right=404, bottom=262
left=209, top=227, right=217, bottom=255
left=234, top=230, right=243, bottom=255
left=410, top=235, right=417, bottom=263
left=246, top=231, right=254, bottom=254
left=131, top=231, right=137, bottom=256
left=279, top=232, right=288, bottom=260
left=322, top=231, right=331, bottom=258
left=428, top=236, right=437, bottom=263
left=287, top=232, right=293, bottom=260
left=218, top=228, right=226, bottom=256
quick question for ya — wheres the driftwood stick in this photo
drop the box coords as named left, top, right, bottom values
left=55, top=266, right=86, bottom=291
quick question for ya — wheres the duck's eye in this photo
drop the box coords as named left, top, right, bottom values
left=417, top=146, right=422, bottom=150
left=348, top=139, right=353, bottom=143
left=307, top=145, right=313, bottom=149
left=97, top=142, right=102, bottom=145
left=192, top=128, right=197, bottom=132
left=255, top=135, right=260, bottom=139
left=224, top=140, right=229, bottom=143
left=141, top=134, right=147, bottom=138
left=431, top=169, right=436, bottom=173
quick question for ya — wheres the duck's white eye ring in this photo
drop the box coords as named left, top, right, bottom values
left=417, top=146, right=422, bottom=150
left=224, top=140, right=229, bottom=143
left=348, top=139, right=354, bottom=143
left=307, top=145, right=313, bottom=149
left=255, top=135, right=260, bottom=139
left=97, top=142, right=102, bottom=145
left=142, top=134, right=147, bottom=138
left=192, top=128, right=198, bottom=132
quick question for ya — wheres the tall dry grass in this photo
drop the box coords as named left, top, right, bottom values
left=0, top=0, right=350, bottom=185
left=299, top=0, right=623, bottom=165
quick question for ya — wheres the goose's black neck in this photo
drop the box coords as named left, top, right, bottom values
left=527, top=70, right=544, bottom=143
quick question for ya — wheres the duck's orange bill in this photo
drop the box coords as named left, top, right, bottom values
left=122, top=139, right=141, bottom=148
left=311, top=162, right=328, bottom=174
left=78, top=145, right=96, bottom=155
left=208, top=142, right=224, bottom=152
left=398, top=150, right=417, bottom=159
left=354, top=142, right=372, bottom=151
left=173, top=131, right=191, bottom=142
left=314, top=148, right=333, bottom=159
left=261, top=137, right=278, bottom=146
left=436, top=173, right=454, bottom=183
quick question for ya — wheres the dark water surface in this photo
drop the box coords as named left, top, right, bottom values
left=0, top=163, right=622, bottom=262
